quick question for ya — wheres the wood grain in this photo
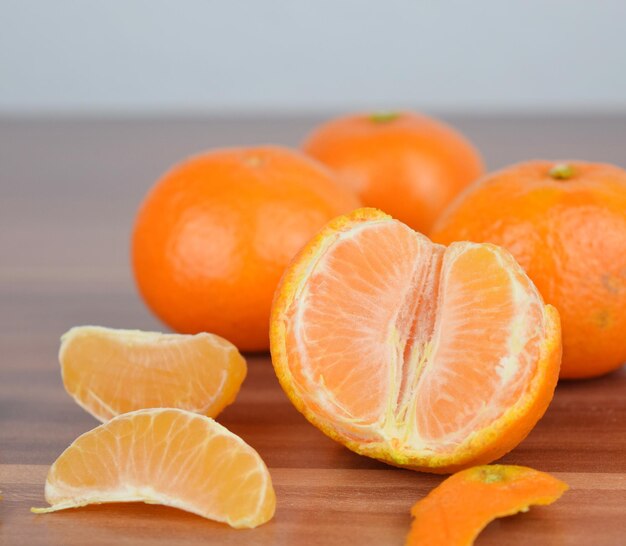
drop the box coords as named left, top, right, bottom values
left=1, top=116, right=626, bottom=545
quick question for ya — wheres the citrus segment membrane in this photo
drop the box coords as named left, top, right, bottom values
left=271, top=209, right=560, bottom=470
left=60, top=326, right=247, bottom=422
left=416, top=244, right=545, bottom=448
left=33, top=408, right=275, bottom=529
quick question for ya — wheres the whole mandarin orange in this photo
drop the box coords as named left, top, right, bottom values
left=132, top=146, right=360, bottom=351
left=302, top=111, right=484, bottom=233
left=431, top=160, right=626, bottom=379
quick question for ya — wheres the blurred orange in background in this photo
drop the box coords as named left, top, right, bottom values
left=432, top=160, right=626, bottom=379
left=132, top=146, right=359, bottom=351
left=303, top=111, right=484, bottom=234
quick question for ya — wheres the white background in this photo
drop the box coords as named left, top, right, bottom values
left=1, top=0, right=625, bottom=115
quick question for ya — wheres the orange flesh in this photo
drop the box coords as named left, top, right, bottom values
left=34, top=409, right=275, bottom=529
left=283, top=217, right=548, bottom=453
left=60, top=327, right=247, bottom=422
left=406, top=464, right=568, bottom=546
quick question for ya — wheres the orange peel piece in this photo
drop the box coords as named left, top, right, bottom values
left=406, top=464, right=568, bottom=545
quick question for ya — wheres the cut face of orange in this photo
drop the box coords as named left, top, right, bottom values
left=270, top=208, right=561, bottom=472
left=33, top=408, right=275, bottom=529
left=59, top=326, right=246, bottom=422
left=406, top=464, right=568, bottom=546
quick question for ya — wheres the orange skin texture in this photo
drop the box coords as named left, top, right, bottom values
left=406, top=465, right=568, bottom=546
left=270, top=208, right=562, bottom=473
left=132, top=146, right=360, bottom=352
left=302, top=112, right=484, bottom=234
left=431, top=160, right=626, bottom=379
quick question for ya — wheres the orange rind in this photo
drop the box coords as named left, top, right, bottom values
left=405, top=464, right=568, bottom=545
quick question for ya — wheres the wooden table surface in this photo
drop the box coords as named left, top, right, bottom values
left=1, top=115, right=626, bottom=545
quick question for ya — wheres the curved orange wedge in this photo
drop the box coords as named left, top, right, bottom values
left=270, top=208, right=561, bottom=472
left=32, top=408, right=275, bottom=528
left=60, top=326, right=246, bottom=422
left=406, top=464, right=568, bottom=545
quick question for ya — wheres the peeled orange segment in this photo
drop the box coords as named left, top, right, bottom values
left=59, top=326, right=246, bottom=422
left=406, top=464, right=568, bottom=546
left=32, top=408, right=275, bottom=529
left=270, top=208, right=561, bottom=472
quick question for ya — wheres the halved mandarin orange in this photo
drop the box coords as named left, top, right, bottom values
left=33, top=408, right=275, bottom=528
left=406, top=464, right=568, bottom=545
left=270, top=208, right=561, bottom=473
left=59, top=326, right=246, bottom=422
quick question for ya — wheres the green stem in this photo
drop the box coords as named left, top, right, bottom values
left=369, top=111, right=400, bottom=123
left=549, top=163, right=575, bottom=180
